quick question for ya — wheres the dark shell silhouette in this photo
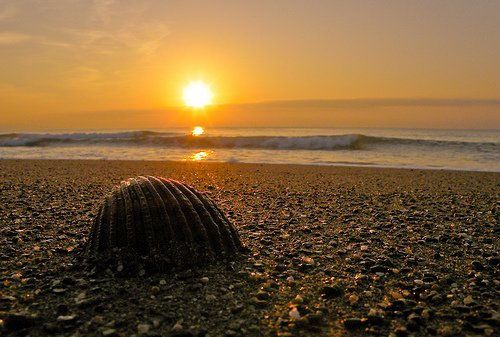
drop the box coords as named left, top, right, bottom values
left=85, top=176, right=243, bottom=269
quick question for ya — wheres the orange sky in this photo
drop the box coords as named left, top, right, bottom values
left=0, top=0, right=499, bottom=130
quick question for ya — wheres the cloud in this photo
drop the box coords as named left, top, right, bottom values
left=0, top=32, right=31, bottom=45
left=0, top=1, right=169, bottom=56
left=0, top=2, right=17, bottom=21
left=235, top=98, right=500, bottom=109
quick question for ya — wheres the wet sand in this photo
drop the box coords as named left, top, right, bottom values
left=0, top=159, right=498, bottom=336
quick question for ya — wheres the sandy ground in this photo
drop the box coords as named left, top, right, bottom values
left=0, top=159, right=498, bottom=336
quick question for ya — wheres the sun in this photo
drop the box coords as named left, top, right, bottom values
left=182, top=81, right=213, bottom=108
left=192, top=126, right=204, bottom=136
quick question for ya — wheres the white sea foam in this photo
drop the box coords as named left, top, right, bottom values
left=0, top=128, right=498, bottom=171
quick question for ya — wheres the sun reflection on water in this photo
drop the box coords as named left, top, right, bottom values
left=189, top=150, right=213, bottom=161
left=192, top=126, right=204, bottom=136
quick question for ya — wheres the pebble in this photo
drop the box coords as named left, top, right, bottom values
left=200, top=277, right=209, bottom=284
left=471, top=260, right=484, bottom=271
left=344, top=317, right=364, bottom=329
left=394, top=326, right=409, bottom=336
left=289, top=307, right=300, bottom=320
left=57, top=315, right=77, bottom=322
left=348, top=293, right=359, bottom=305
left=137, top=323, right=150, bottom=334
left=463, top=295, right=474, bottom=305
left=256, top=290, right=270, bottom=300
left=250, top=297, right=267, bottom=308
left=102, top=328, right=118, bottom=336
left=171, top=321, right=184, bottom=332
left=321, top=285, right=343, bottom=298
left=367, top=308, right=385, bottom=325
left=206, top=294, right=217, bottom=301
left=292, top=294, right=304, bottom=304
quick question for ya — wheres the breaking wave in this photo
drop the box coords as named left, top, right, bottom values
left=0, top=131, right=497, bottom=152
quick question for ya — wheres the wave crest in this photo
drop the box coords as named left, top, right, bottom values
left=0, top=131, right=497, bottom=152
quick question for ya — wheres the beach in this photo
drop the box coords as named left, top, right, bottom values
left=0, top=159, right=498, bottom=336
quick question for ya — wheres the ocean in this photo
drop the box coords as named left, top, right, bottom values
left=0, top=128, right=498, bottom=172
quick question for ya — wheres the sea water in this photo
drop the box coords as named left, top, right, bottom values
left=0, top=128, right=498, bottom=172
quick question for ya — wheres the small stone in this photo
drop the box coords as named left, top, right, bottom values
left=471, top=261, right=484, bottom=271
left=321, top=285, right=343, bottom=298
left=437, top=325, right=454, bottom=336
left=250, top=297, right=267, bottom=308
left=348, top=294, right=359, bottom=305
left=116, top=265, right=123, bottom=272
left=407, top=313, right=422, bottom=325
left=102, top=328, right=118, bottom=336
left=151, top=286, right=160, bottom=295
left=463, top=295, right=473, bottom=305
left=367, top=308, right=385, bottom=325
left=256, top=291, right=270, bottom=301
left=206, top=294, right=216, bottom=301
left=295, top=317, right=309, bottom=328
left=344, top=317, right=364, bottom=329
left=137, top=323, right=150, bottom=334
left=159, top=279, right=167, bottom=285
left=172, top=321, right=183, bottom=332
left=414, top=279, right=424, bottom=286
left=394, top=326, right=409, bottom=336
left=289, top=307, right=300, bottom=320
left=57, top=315, right=77, bottom=322
left=292, top=294, right=304, bottom=304
left=200, top=277, right=209, bottom=284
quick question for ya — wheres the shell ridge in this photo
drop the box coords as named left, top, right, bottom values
left=108, top=190, right=118, bottom=248
left=211, top=201, right=243, bottom=250
left=120, top=181, right=139, bottom=251
left=129, top=178, right=155, bottom=254
left=187, top=186, right=238, bottom=254
left=204, top=197, right=239, bottom=253
left=87, top=203, right=103, bottom=255
left=159, top=178, right=213, bottom=263
left=94, top=200, right=108, bottom=253
left=147, top=177, right=178, bottom=243
left=137, top=176, right=170, bottom=254
left=113, top=184, right=127, bottom=247
left=161, top=179, right=212, bottom=249
left=147, top=176, right=190, bottom=265
left=98, top=195, right=113, bottom=251
left=155, top=177, right=197, bottom=264
left=171, top=180, right=224, bottom=255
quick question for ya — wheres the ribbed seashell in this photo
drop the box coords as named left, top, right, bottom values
left=85, top=176, right=243, bottom=269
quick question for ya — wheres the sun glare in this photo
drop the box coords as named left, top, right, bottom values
left=191, top=151, right=208, bottom=161
left=183, top=81, right=213, bottom=108
left=192, top=126, right=204, bottom=136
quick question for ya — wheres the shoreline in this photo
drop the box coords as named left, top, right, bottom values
left=0, top=159, right=498, bottom=336
left=1, top=157, right=499, bottom=174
